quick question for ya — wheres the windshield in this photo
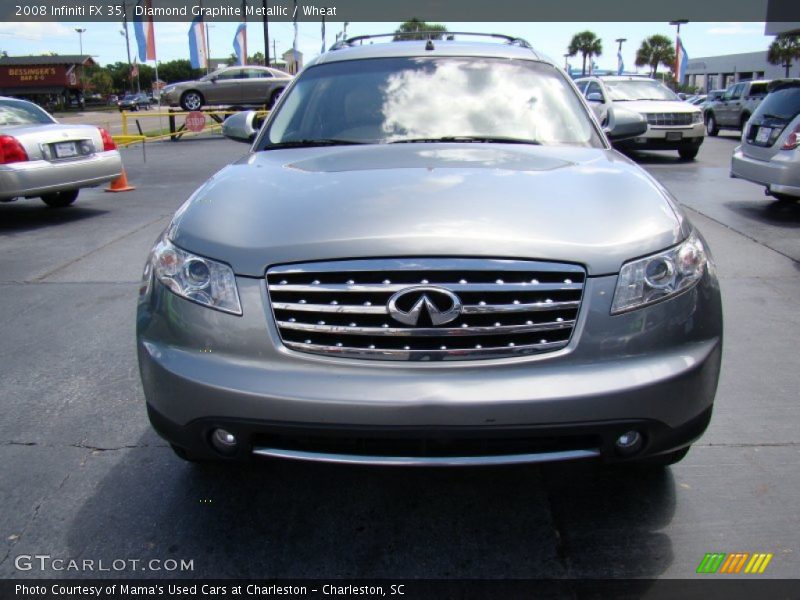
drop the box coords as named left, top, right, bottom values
left=753, top=85, right=800, bottom=121
left=0, top=99, right=56, bottom=126
left=262, top=57, right=602, bottom=148
left=604, top=80, right=679, bottom=101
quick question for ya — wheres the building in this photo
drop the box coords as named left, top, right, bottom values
left=281, top=49, right=303, bottom=75
left=684, top=51, right=797, bottom=92
left=0, top=55, right=95, bottom=104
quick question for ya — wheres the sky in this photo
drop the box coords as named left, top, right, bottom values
left=0, top=20, right=771, bottom=73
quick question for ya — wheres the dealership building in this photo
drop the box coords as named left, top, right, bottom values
left=0, top=54, right=94, bottom=104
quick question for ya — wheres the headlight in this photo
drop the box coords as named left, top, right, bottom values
left=611, top=231, right=707, bottom=314
left=692, top=111, right=702, bottom=123
left=163, top=85, right=175, bottom=94
left=149, top=237, right=242, bottom=315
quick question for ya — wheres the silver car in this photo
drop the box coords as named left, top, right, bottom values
left=731, top=79, right=800, bottom=201
left=575, top=75, right=705, bottom=160
left=137, top=34, right=722, bottom=468
left=160, top=66, right=293, bottom=111
left=0, top=97, right=122, bottom=207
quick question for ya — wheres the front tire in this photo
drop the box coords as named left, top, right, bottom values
left=678, top=144, right=699, bottom=160
left=40, top=189, right=79, bottom=208
left=706, top=113, right=719, bottom=136
left=180, top=90, right=204, bottom=112
left=268, top=88, right=284, bottom=109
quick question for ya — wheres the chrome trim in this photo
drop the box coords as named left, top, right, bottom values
left=269, top=282, right=582, bottom=293
left=271, top=299, right=581, bottom=314
left=252, top=446, right=600, bottom=466
left=283, top=339, right=567, bottom=360
left=268, top=258, right=586, bottom=274
left=277, top=319, right=575, bottom=337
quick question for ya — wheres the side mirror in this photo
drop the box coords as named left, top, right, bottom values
left=587, top=92, right=603, bottom=103
left=222, top=110, right=258, bottom=144
left=603, top=105, right=648, bottom=142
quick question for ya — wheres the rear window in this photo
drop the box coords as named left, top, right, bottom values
left=753, top=86, right=800, bottom=121
left=0, top=99, right=55, bottom=126
left=749, top=83, right=768, bottom=97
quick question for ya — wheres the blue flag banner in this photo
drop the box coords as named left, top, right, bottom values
left=188, top=16, right=207, bottom=69
left=233, top=23, right=247, bottom=66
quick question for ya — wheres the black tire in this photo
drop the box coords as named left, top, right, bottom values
left=40, top=189, right=79, bottom=208
left=632, top=446, right=691, bottom=467
left=770, top=192, right=799, bottom=203
left=180, top=90, right=204, bottom=112
left=268, top=88, right=284, bottom=109
left=678, top=144, right=699, bottom=160
left=740, top=113, right=750, bottom=131
left=706, top=113, right=719, bottom=136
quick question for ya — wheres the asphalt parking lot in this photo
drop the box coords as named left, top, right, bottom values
left=0, top=132, right=798, bottom=580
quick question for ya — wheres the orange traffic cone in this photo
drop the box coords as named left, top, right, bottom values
left=105, top=168, right=136, bottom=193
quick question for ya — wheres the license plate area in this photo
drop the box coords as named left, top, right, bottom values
left=755, top=127, right=772, bottom=144
left=53, top=142, right=78, bottom=158
left=665, top=131, right=683, bottom=141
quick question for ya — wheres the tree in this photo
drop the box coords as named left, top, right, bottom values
left=89, top=69, right=113, bottom=95
left=394, top=19, right=448, bottom=41
left=635, top=35, right=675, bottom=78
left=567, top=31, right=603, bottom=76
left=767, top=34, right=800, bottom=77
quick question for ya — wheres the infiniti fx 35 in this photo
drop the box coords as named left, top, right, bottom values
left=137, top=34, right=723, bottom=467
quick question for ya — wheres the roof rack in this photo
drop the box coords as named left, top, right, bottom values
left=329, top=32, right=533, bottom=52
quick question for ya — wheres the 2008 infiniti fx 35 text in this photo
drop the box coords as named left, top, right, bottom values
left=137, top=33, right=722, bottom=468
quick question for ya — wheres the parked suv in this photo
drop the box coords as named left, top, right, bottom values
left=731, top=79, right=800, bottom=201
left=138, top=34, right=722, bottom=468
left=704, top=80, right=769, bottom=136
left=575, top=75, right=705, bottom=159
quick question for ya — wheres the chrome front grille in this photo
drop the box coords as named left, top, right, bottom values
left=266, top=259, right=585, bottom=361
left=644, top=112, right=693, bottom=127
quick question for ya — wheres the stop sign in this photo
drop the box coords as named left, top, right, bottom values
left=185, top=111, right=206, bottom=132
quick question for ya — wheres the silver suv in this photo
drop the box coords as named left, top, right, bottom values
left=137, top=34, right=722, bottom=468
left=704, top=80, right=770, bottom=136
left=575, top=75, right=705, bottom=160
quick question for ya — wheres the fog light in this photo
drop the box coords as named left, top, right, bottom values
left=615, top=430, right=643, bottom=456
left=211, top=428, right=238, bottom=455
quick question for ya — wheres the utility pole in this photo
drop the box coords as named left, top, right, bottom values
left=75, top=27, right=86, bottom=55
left=272, top=39, right=277, bottom=67
left=262, top=0, right=270, bottom=66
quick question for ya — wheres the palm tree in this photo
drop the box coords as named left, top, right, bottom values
left=635, top=35, right=676, bottom=78
left=567, top=31, right=603, bottom=76
left=394, top=19, right=448, bottom=41
left=767, top=34, right=800, bottom=77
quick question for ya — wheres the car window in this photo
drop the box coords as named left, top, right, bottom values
left=264, top=56, right=603, bottom=148
left=268, top=69, right=288, bottom=78
left=753, top=86, right=800, bottom=121
left=729, top=84, right=743, bottom=100
left=603, top=79, right=678, bottom=101
left=216, top=69, right=243, bottom=80
left=0, top=99, right=56, bottom=126
left=586, top=81, right=604, bottom=101
left=748, top=83, right=768, bottom=97
left=244, top=68, right=271, bottom=79
left=575, top=80, right=588, bottom=94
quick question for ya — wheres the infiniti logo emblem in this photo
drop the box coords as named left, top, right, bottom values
left=387, top=286, right=462, bottom=326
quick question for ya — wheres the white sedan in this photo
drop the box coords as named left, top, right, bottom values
left=0, top=97, right=122, bottom=207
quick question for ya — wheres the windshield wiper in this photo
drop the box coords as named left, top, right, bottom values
left=265, top=139, right=367, bottom=149
left=759, top=113, right=789, bottom=121
left=389, top=136, right=541, bottom=145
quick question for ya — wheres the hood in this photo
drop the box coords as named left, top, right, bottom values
left=616, top=100, right=699, bottom=114
left=169, top=143, right=686, bottom=277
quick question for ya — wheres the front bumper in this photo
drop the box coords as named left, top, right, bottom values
left=618, top=122, right=705, bottom=150
left=0, top=151, right=122, bottom=201
left=137, top=265, right=723, bottom=465
left=731, top=145, right=800, bottom=197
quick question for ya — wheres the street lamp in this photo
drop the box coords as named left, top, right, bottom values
left=74, top=28, right=86, bottom=56
left=563, top=53, right=570, bottom=70
left=669, top=19, right=689, bottom=37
